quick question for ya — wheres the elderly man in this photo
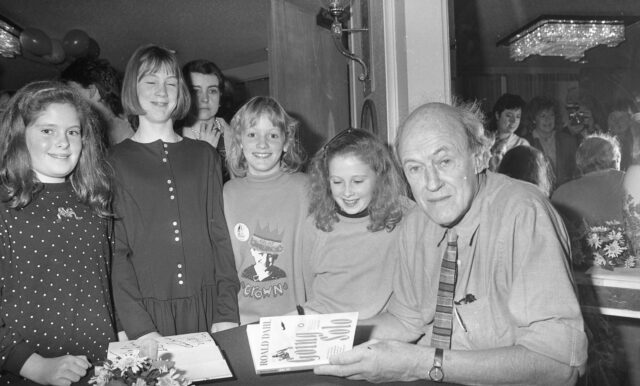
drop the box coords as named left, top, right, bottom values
left=315, top=102, right=587, bottom=385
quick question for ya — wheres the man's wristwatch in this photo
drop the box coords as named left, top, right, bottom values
left=428, top=348, right=445, bottom=382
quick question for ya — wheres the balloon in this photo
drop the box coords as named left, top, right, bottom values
left=63, top=29, right=90, bottom=57
left=87, top=38, right=100, bottom=58
left=43, top=39, right=66, bottom=64
left=20, top=27, right=52, bottom=57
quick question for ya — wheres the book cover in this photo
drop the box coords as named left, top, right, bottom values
left=107, top=332, right=233, bottom=381
left=247, top=312, right=358, bottom=374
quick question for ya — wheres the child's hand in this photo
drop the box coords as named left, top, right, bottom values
left=20, top=353, right=90, bottom=386
left=197, top=120, right=223, bottom=148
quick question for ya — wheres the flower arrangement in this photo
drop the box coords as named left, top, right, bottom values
left=89, top=350, right=192, bottom=386
left=585, top=220, right=638, bottom=270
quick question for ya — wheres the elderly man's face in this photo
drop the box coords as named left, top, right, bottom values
left=399, top=106, right=480, bottom=227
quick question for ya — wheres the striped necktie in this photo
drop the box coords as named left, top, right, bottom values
left=430, top=228, right=458, bottom=349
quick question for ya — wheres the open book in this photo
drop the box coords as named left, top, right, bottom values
left=107, top=332, right=233, bottom=381
left=247, top=312, right=358, bottom=374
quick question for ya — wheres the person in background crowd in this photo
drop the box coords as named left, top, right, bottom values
left=551, top=134, right=625, bottom=267
left=223, top=96, right=308, bottom=325
left=110, top=44, right=239, bottom=341
left=299, top=128, right=412, bottom=319
left=60, top=57, right=134, bottom=146
left=315, top=101, right=587, bottom=385
left=0, top=81, right=116, bottom=385
left=624, top=162, right=640, bottom=257
left=497, top=145, right=553, bottom=197
left=524, top=96, right=578, bottom=186
left=607, top=98, right=640, bottom=171
left=487, top=93, right=529, bottom=171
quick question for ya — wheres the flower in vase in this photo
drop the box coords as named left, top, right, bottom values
left=113, top=352, right=146, bottom=373
left=587, top=233, right=601, bottom=249
left=603, top=241, right=626, bottom=259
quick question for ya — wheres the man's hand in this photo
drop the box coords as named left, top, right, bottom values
left=314, top=340, right=429, bottom=383
left=20, top=353, right=91, bottom=386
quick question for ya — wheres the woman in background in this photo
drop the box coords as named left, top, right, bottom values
left=110, top=45, right=239, bottom=341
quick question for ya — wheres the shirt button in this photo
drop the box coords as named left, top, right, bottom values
left=177, top=264, right=182, bottom=268
left=169, top=187, right=174, bottom=192
left=174, top=229, right=179, bottom=234
left=174, top=237, right=180, bottom=242
left=172, top=221, right=178, bottom=226
left=170, top=195, right=175, bottom=200
left=177, top=273, right=182, bottom=278
left=167, top=180, right=172, bottom=184
left=162, top=158, right=167, bottom=163
left=163, top=143, right=168, bottom=148
left=178, top=280, right=184, bottom=285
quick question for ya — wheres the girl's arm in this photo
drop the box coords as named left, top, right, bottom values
left=207, top=149, right=240, bottom=325
left=111, top=187, right=160, bottom=339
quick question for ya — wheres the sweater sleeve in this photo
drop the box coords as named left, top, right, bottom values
left=207, top=150, right=240, bottom=324
left=0, top=216, right=36, bottom=375
left=111, top=185, right=158, bottom=339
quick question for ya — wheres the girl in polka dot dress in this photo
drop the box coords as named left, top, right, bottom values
left=0, top=81, right=117, bottom=385
left=109, top=45, right=239, bottom=341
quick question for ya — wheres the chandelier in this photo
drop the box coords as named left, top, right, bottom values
left=497, top=16, right=635, bottom=62
left=0, top=15, right=20, bottom=58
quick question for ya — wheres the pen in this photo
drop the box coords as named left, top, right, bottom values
left=453, top=308, right=467, bottom=332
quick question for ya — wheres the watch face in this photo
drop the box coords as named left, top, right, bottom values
left=429, top=366, right=444, bottom=382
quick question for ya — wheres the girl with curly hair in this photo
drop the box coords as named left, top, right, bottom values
left=0, top=81, right=116, bottom=385
left=223, top=96, right=308, bottom=324
left=299, top=128, right=413, bottom=319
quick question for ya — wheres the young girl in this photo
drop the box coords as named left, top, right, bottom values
left=300, top=128, right=412, bottom=319
left=0, top=81, right=116, bottom=384
left=223, top=96, right=308, bottom=324
left=109, top=44, right=239, bottom=340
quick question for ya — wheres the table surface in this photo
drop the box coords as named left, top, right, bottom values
left=201, top=325, right=455, bottom=385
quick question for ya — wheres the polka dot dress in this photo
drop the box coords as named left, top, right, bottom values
left=0, top=183, right=116, bottom=384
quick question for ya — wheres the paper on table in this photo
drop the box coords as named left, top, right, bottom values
left=108, top=332, right=232, bottom=381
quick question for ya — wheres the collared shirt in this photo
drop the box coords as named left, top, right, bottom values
left=387, top=172, right=587, bottom=368
left=532, top=129, right=557, bottom=168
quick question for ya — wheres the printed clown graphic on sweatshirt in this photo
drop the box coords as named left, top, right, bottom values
left=241, top=224, right=287, bottom=282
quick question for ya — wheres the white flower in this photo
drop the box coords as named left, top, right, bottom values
left=607, top=230, right=623, bottom=242
left=114, top=352, right=146, bottom=373
left=590, top=226, right=608, bottom=233
left=587, top=233, right=601, bottom=249
left=594, top=252, right=607, bottom=266
left=134, top=379, right=147, bottom=386
left=603, top=241, right=627, bottom=259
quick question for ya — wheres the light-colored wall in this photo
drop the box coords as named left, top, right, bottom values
left=351, top=0, right=451, bottom=144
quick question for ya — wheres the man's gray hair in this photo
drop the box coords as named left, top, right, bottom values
left=395, top=100, right=493, bottom=170
left=576, top=133, right=621, bottom=175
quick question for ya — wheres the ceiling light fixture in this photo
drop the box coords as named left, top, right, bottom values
left=320, top=0, right=369, bottom=82
left=0, top=15, right=21, bottom=58
left=497, top=15, right=638, bottom=62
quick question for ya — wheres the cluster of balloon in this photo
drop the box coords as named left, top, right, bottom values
left=19, top=27, right=100, bottom=64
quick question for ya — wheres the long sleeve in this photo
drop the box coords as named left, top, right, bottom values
left=111, top=185, right=158, bottom=339
left=0, top=220, right=35, bottom=375
left=207, top=150, right=240, bottom=324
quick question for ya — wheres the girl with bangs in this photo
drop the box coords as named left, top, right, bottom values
left=223, top=96, right=308, bottom=324
left=0, top=81, right=116, bottom=385
left=110, top=45, right=239, bottom=341
left=298, top=128, right=413, bottom=319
